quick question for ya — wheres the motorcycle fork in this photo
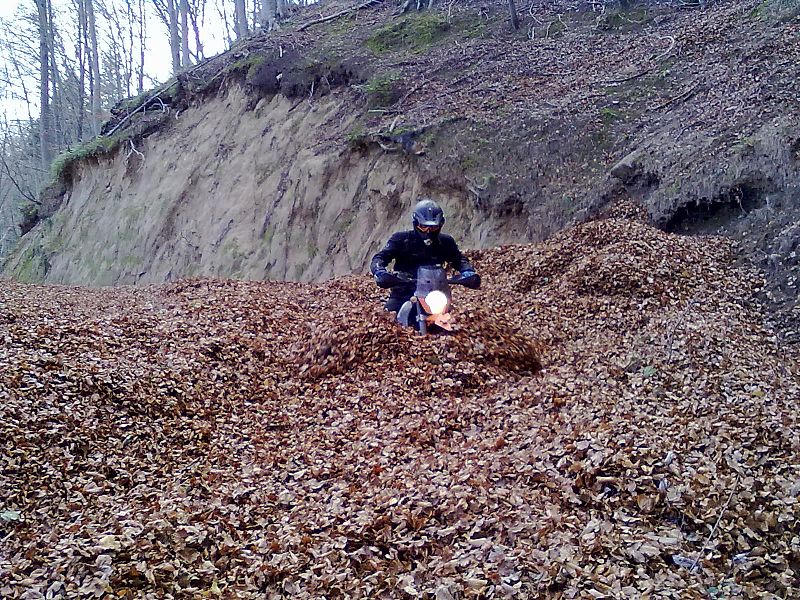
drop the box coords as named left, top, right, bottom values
left=413, top=297, right=428, bottom=335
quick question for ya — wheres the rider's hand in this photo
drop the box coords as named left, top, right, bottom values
left=459, top=270, right=481, bottom=289
left=374, top=270, right=393, bottom=288
left=374, top=270, right=411, bottom=288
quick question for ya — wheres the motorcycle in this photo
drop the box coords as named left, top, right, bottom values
left=395, top=265, right=477, bottom=335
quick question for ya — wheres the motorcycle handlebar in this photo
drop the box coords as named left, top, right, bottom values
left=384, top=272, right=475, bottom=287
left=447, top=276, right=469, bottom=285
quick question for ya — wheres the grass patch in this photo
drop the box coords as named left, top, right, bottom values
left=749, top=0, right=799, bottom=20
left=112, top=81, right=177, bottom=114
left=117, top=90, right=150, bottom=112
left=215, top=53, right=268, bottom=89
left=601, top=107, right=622, bottom=123
left=122, top=254, right=142, bottom=268
left=365, top=13, right=451, bottom=54
left=230, top=55, right=268, bottom=83
left=13, top=244, right=49, bottom=282
left=731, top=135, right=757, bottom=150
left=50, top=135, right=124, bottom=183
left=346, top=122, right=369, bottom=149
left=460, top=154, right=481, bottom=172
left=453, top=15, right=488, bottom=38
left=595, top=8, right=651, bottom=32
left=530, top=17, right=568, bottom=38
left=261, top=223, right=276, bottom=246
left=363, top=73, right=402, bottom=108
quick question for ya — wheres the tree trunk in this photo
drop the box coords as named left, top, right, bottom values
left=6, top=37, right=36, bottom=125
left=167, top=0, right=181, bottom=73
left=47, top=0, right=65, bottom=148
left=508, top=0, right=520, bottom=30
left=75, top=0, right=87, bottom=141
left=125, top=0, right=135, bottom=97
left=234, top=0, right=248, bottom=39
left=111, top=28, right=123, bottom=100
left=35, top=0, right=53, bottom=169
left=180, top=0, right=190, bottom=67
left=189, top=2, right=204, bottom=61
left=216, top=0, right=234, bottom=48
left=137, top=0, right=145, bottom=93
left=261, top=0, right=278, bottom=30
left=86, top=0, right=102, bottom=135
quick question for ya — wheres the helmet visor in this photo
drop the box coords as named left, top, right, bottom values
left=416, top=223, right=441, bottom=234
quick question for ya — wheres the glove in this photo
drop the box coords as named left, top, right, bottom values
left=374, top=270, right=412, bottom=288
left=459, top=270, right=481, bottom=289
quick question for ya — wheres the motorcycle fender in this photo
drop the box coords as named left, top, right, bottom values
left=427, top=312, right=454, bottom=331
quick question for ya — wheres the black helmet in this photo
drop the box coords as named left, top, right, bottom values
left=412, top=199, right=445, bottom=240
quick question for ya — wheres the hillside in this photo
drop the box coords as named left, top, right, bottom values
left=2, top=216, right=799, bottom=597
left=2, top=0, right=798, bottom=336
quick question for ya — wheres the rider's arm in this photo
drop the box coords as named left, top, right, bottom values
left=443, top=236, right=474, bottom=273
left=370, top=233, right=403, bottom=275
left=444, top=236, right=481, bottom=289
left=371, top=233, right=414, bottom=288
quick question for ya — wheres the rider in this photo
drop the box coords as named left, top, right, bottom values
left=370, top=198, right=481, bottom=314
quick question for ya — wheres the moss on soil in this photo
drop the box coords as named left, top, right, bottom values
left=238, top=55, right=269, bottom=83
left=363, top=72, right=402, bottom=108
left=365, top=13, right=451, bottom=54
left=50, top=134, right=125, bottom=183
left=594, top=8, right=652, bottom=32
left=749, top=0, right=799, bottom=19
left=346, top=122, right=368, bottom=149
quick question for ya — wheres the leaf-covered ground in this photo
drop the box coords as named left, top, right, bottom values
left=1, top=218, right=798, bottom=599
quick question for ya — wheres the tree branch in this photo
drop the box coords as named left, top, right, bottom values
left=103, top=81, right=176, bottom=138
left=297, top=0, right=384, bottom=32
left=689, top=475, right=740, bottom=572
left=651, top=83, right=701, bottom=112
left=0, top=153, right=38, bottom=205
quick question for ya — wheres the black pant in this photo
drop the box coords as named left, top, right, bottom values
left=385, top=297, right=420, bottom=329
left=384, top=297, right=405, bottom=312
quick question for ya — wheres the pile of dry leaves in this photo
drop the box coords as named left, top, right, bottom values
left=1, top=218, right=798, bottom=599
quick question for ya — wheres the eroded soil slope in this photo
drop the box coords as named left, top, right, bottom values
left=2, top=219, right=798, bottom=598
left=3, top=90, right=519, bottom=286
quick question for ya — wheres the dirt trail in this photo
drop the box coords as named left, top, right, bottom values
left=2, top=218, right=798, bottom=598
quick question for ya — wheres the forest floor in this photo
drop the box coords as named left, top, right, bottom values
left=2, top=216, right=798, bottom=598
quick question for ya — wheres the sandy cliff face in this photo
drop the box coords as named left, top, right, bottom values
left=5, top=87, right=522, bottom=285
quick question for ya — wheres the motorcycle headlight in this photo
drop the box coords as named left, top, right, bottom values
left=424, top=291, right=448, bottom=315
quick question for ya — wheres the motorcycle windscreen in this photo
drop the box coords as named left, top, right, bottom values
left=414, top=265, right=451, bottom=301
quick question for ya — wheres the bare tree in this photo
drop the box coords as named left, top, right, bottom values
left=34, top=0, right=53, bottom=168
left=137, top=0, right=146, bottom=93
left=2, top=18, right=38, bottom=128
left=47, top=0, right=67, bottom=148
left=234, top=0, right=248, bottom=39
left=188, top=0, right=205, bottom=62
left=508, top=0, right=520, bottom=30
left=125, top=0, right=137, bottom=95
left=180, top=0, right=190, bottom=66
left=215, top=0, right=234, bottom=47
left=86, top=0, right=101, bottom=134
left=261, top=0, right=279, bottom=30
left=98, top=1, right=139, bottom=99
left=74, top=0, right=87, bottom=140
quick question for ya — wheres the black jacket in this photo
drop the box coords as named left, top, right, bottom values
left=370, top=230, right=475, bottom=305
